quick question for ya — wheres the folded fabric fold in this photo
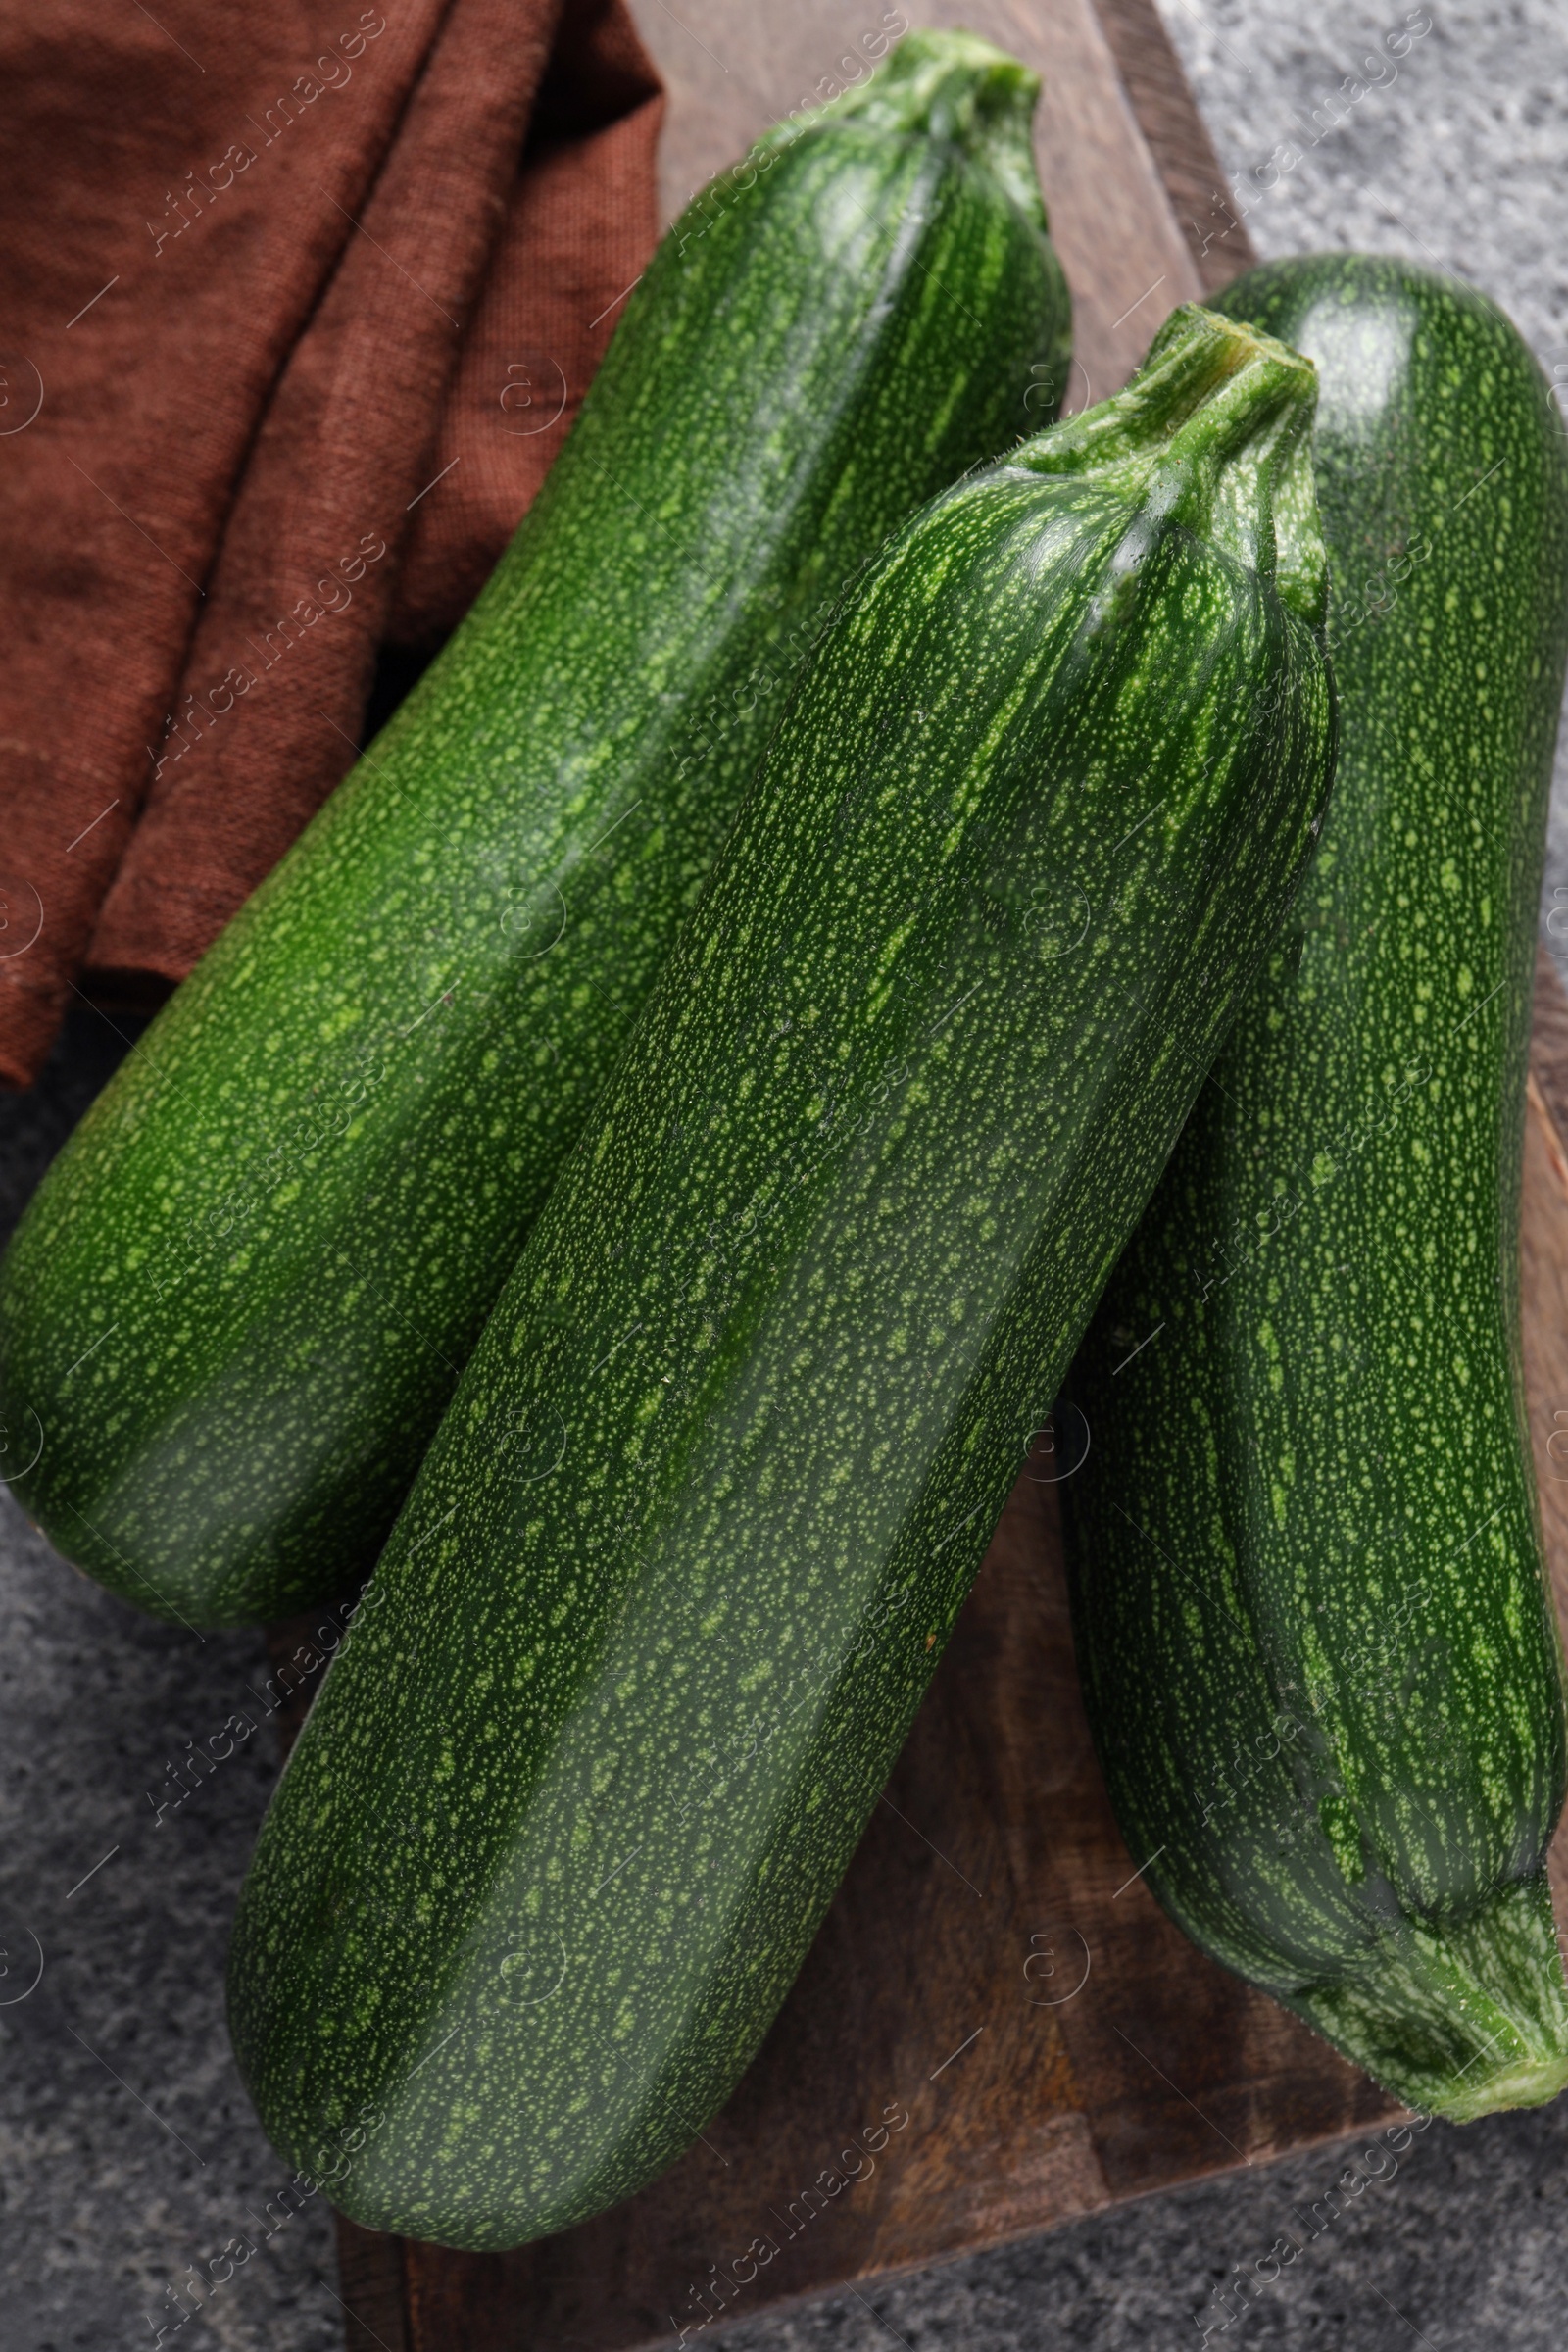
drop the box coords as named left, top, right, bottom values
left=0, top=0, right=662, bottom=1086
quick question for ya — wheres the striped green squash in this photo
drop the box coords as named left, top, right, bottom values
left=1062, top=255, right=1568, bottom=2122
left=0, top=29, right=1070, bottom=1627
left=227, top=305, right=1336, bottom=2247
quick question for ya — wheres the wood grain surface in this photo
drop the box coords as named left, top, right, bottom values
left=317, top=11, right=1568, bottom=2349
left=1092, top=0, right=1255, bottom=294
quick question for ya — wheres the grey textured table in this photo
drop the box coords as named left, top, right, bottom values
left=5, top=4, right=1568, bottom=2349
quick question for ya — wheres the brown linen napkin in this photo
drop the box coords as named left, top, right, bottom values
left=0, top=0, right=662, bottom=1088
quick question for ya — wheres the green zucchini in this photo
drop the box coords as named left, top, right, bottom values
left=1062, top=256, right=1568, bottom=2121
left=227, top=305, right=1336, bottom=2247
left=0, top=30, right=1071, bottom=1629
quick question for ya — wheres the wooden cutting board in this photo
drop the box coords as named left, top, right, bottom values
left=323, top=9, right=1568, bottom=2347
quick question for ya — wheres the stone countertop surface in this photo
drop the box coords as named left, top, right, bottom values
left=0, top=1007, right=342, bottom=2352
left=6, top=4, right=1568, bottom=2347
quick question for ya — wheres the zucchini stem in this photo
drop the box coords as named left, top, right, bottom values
left=1289, top=1871, right=1568, bottom=2121
left=757, top=30, right=1047, bottom=235
left=1015, top=304, right=1330, bottom=633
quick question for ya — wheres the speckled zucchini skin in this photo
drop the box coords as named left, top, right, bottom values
left=226, top=307, right=1335, bottom=2248
left=0, top=33, right=1071, bottom=1629
left=1062, top=258, right=1568, bottom=2120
